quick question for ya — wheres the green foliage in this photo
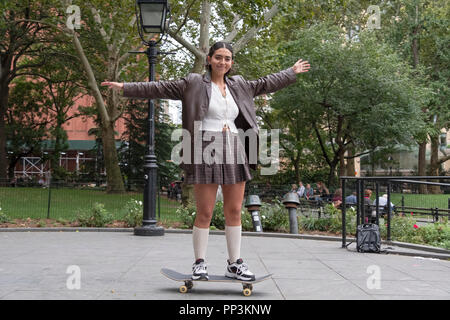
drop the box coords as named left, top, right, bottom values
left=259, top=198, right=290, bottom=232
left=0, top=204, right=10, bottom=224
left=299, top=204, right=357, bottom=234
left=122, top=199, right=143, bottom=228
left=270, top=23, right=428, bottom=184
left=380, top=216, right=450, bottom=250
left=175, top=204, right=197, bottom=229
left=175, top=201, right=253, bottom=231
left=77, top=202, right=113, bottom=227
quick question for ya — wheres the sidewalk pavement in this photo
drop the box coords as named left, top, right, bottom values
left=0, top=230, right=449, bottom=300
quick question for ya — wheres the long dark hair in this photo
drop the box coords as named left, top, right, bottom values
left=206, top=41, right=234, bottom=76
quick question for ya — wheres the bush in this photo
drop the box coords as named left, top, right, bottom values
left=298, top=204, right=356, bottom=235
left=175, top=204, right=197, bottom=229
left=210, top=201, right=225, bottom=229
left=122, top=199, right=143, bottom=227
left=175, top=200, right=259, bottom=231
left=380, top=216, right=450, bottom=250
left=259, top=199, right=289, bottom=232
left=77, top=203, right=113, bottom=227
left=0, top=204, right=10, bottom=224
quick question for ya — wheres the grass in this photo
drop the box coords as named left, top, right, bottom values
left=389, top=193, right=450, bottom=210
left=1, top=186, right=448, bottom=225
left=0, top=186, right=181, bottom=222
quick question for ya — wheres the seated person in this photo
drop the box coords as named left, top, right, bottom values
left=345, top=192, right=357, bottom=204
left=332, top=188, right=342, bottom=208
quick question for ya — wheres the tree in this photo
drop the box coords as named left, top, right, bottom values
left=25, top=49, right=85, bottom=179
left=165, top=0, right=281, bottom=75
left=271, top=24, right=426, bottom=185
left=382, top=0, right=450, bottom=190
left=0, top=0, right=55, bottom=181
left=118, top=99, right=180, bottom=189
left=6, top=79, right=49, bottom=180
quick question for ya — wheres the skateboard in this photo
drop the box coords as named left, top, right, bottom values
left=160, top=268, right=272, bottom=297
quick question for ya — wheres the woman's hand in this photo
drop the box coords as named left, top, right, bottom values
left=101, top=82, right=124, bottom=90
left=292, top=59, right=311, bottom=74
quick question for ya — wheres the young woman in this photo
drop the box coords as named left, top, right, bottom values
left=102, top=41, right=310, bottom=281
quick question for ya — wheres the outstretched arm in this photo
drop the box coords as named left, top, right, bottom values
left=101, top=77, right=189, bottom=100
left=245, top=59, right=311, bottom=97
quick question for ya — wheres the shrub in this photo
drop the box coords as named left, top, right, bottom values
left=176, top=204, right=197, bottom=229
left=259, top=199, right=289, bottom=232
left=379, top=216, right=450, bottom=250
left=175, top=200, right=259, bottom=231
left=210, top=201, right=225, bottom=229
left=77, top=203, right=113, bottom=227
left=298, top=204, right=356, bottom=235
left=122, top=199, right=143, bottom=227
left=0, top=204, right=10, bottom=224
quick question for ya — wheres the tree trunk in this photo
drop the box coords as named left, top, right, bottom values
left=411, top=4, right=427, bottom=194
left=192, top=0, right=210, bottom=74
left=418, top=140, right=427, bottom=194
left=339, top=150, right=346, bottom=178
left=429, top=134, right=441, bottom=194
left=102, top=121, right=125, bottom=193
left=346, top=148, right=356, bottom=176
left=0, top=82, right=9, bottom=182
left=293, top=157, right=300, bottom=183
left=327, top=161, right=338, bottom=188
left=70, top=31, right=125, bottom=193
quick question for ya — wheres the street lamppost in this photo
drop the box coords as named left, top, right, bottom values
left=133, top=0, right=169, bottom=236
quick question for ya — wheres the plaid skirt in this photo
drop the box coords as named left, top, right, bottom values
left=184, top=130, right=253, bottom=185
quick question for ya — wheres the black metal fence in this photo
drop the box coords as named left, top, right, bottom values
left=340, top=176, right=450, bottom=248
left=0, top=177, right=182, bottom=222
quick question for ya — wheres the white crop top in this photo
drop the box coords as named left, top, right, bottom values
left=200, top=82, right=239, bottom=133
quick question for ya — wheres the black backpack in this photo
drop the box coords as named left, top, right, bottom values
left=356, top=224, right=381, bottom=253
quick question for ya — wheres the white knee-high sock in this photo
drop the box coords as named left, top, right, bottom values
left=193, top=226, right=210, bottom=261
left=225, top=225, right=242, bottom=263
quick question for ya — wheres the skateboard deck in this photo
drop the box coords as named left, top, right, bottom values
left=160, top=268, right=272, bottom=296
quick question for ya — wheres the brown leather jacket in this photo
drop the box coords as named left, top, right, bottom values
left=123, top=67, right=297, bottom=174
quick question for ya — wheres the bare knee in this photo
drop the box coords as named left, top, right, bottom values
left=194, top=211, right=213, bottom=228
left=224, top=206, right=242, bottom=226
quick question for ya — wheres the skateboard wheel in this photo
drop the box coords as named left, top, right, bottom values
left=186, top=281, right=194, bottom=290
left=179, top=285, right=188, bottom=293
left=243, top=288, right=252, bottom=297
left=243, top=283, right=253, bottom=291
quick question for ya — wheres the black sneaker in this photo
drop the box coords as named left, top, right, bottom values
left=225, top=258, right=255, bottom=281
left=192, top=259, right=209, bottom=280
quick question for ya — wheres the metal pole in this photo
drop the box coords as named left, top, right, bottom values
left=387, top=182, right=391, bottom=241
left=341, top=178, right=347, bottom=248
left=356, top=179, right=361, bottom=226
left=375, top=182, right=379, bottom=225
left=134, top=41, right=164, bottom=236
left=361, top=179, right=365, bottom=224
left=288, top=207, right=299, bottom=234
left=46, top=179, right=52, bottom=219
left=402, top=196, right=405, bottom=216
left=157, top=173, right=161, bottom=220
left=250, top=209, right=263, bottom=232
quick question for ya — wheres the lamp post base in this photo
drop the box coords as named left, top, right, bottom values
left=134, top=225, right=164, bottom=236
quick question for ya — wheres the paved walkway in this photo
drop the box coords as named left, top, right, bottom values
left=0, top=230, right=449, bottom=300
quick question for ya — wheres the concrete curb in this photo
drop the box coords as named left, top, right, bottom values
left=1, top=227, right=448, bottom=260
